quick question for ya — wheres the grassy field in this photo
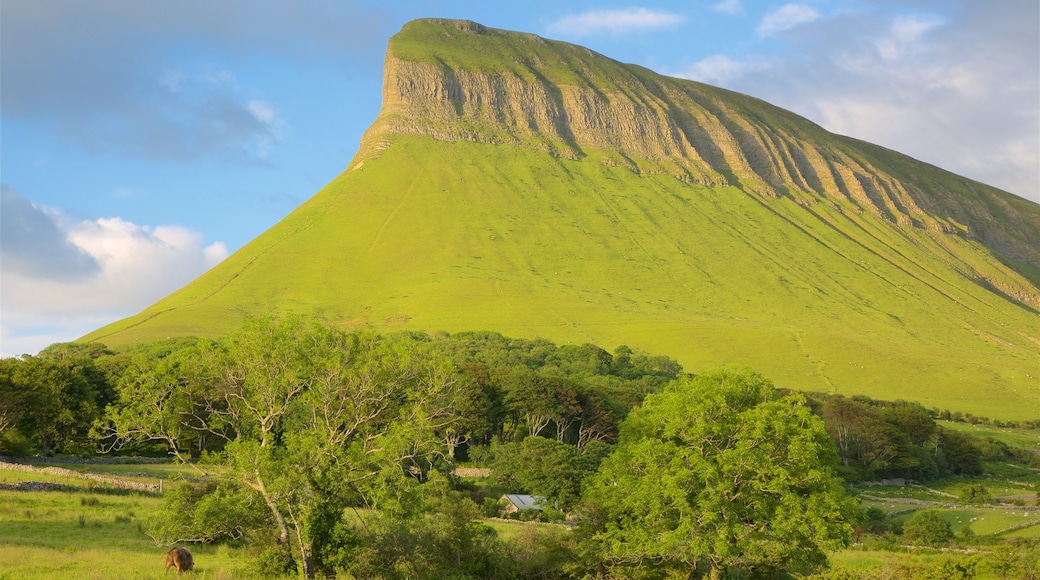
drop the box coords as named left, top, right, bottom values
left=939, top=421, right=1040, bottom=452
left=0, top=488, right=249, bottom=579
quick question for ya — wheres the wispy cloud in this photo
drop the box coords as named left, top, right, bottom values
left=712, top=0, right=743, bottom=15
left=0, top=189, right=228, bottom=357
left=756, top=4, right=821, bottom=37
left=674, top=55, right=768, bottom=85
left=677, top=0, right=1039, bottom=201
left=873, top=14, right=944, bottom=61
left=0, top=0, right=377, bottom=165
left=546, top=8, right=686, bottom=37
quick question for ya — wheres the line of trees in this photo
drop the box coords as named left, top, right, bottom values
left=2, top=317, right=1036, bottom=578
left=0, top=342, right=118, bottom=456
left=805, top=393, right=1023, bottom=482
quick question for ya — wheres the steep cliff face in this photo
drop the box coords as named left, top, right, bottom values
left=358, top=19, right=1040, bottom=289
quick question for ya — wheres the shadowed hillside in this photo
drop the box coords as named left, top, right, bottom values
left=83, top=19, right=1040, bottom=419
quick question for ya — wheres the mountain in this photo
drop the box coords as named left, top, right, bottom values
left=83, top=19, right=1040, bottom=419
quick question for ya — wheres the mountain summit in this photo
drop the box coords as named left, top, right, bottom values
left=85, top=19, right=1040, bottom=418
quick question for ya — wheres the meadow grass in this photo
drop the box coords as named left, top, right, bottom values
left=1005, top=523, right=1040, bottom=538
left=30, top=462, right=197, bottom=480
left=86, top=135, right=1040, bottom=421
left=485, top=518, right=566, bottom=542
left=0, top=489, right=252, bottom=579
left=938, top=421, right=1040, bottom=452
left=0, top=467, right=80, bottom=486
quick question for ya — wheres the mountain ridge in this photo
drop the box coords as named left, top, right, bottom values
left=360, top=19, right=1040, bottom=286
left=83, top=19, right=1040, bottom=419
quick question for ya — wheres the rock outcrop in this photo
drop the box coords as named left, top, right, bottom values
left=357, top=19, right=1040, bottom=286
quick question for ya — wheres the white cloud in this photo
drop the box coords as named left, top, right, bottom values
left=713, top=0, right=743, bottom=15
left=874, top=14, right=944, bottom=61
left=0, top=200, right=228, bottom=357
left=546, top=8, right=686, bottom=37
left=756, top=4, right=821, bottom=37
left=247, top=100, right=277, bottom=124
left=677, top=1, right=1039, bottom=202
left=674, top=54, right=768, bottom=85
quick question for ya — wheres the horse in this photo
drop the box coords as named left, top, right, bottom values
left=164, top=546, right=194, bottom=573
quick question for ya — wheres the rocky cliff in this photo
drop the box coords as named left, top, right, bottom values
left=358, top=19, right=1040, bottom=290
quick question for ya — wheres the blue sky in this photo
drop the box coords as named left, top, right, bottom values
left=2, top=0, right=1037, bottom=357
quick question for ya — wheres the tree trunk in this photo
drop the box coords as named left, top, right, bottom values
left=287, top=506, right=312, bottom=580
left=253, top=473, right=290, bottom=545
left=527, top=414, right=550, bottom=437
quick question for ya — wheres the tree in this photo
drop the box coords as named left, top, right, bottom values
left=500, top=368, right=559, bottom=439
left=0, top=355, right=100, bottom=455
left=583, top=369, right=857, bottom=579
left=902, top=509, right=952, bottom=546
left=881, top=404, right=936, bottom=447
left=490, top=435, right=601, bottom=511
left=819, top=395, right=917, bottom=480
left=445, top=363, right=505, bottom=454
left=935, top=428, right=982, bottom=476
left=105, top=315, right=462, bottom=579
left=574, top=384, right=623, bottom=449
left=99, top=339, right=215, bottom=462
left=958, top=483, right=991, bottom=504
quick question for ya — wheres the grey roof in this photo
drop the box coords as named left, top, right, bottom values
left=502, top=494, right=545, bottom=510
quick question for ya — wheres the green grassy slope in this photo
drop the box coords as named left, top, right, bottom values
left=83, top=20, right=1040, bottom=419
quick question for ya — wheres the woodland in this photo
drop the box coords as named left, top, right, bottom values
left=1, top=315, right=1039, bottom=579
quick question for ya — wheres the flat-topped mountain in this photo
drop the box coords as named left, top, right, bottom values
left=84, top=19, right=1040, bottom=419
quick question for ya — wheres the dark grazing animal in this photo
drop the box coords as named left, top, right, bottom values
left=164, top=547, right=194, bottom=573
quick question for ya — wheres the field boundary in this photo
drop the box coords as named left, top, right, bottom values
left=0, top=460, right=161, bottom=493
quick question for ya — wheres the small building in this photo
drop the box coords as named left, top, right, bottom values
left=500, top=494, right=546, bottom=514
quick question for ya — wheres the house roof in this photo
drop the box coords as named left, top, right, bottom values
left=501, top=494, right=545, bottom=510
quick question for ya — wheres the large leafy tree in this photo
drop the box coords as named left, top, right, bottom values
left=0, top=355, right=101, bottom=455
left=583, top=369, right=857, bottom=579
left=104, top=315, right=461, bottom=579
left=490, top=435, right=603, bottom=511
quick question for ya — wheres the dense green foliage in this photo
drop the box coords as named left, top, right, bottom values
left=84, top=318, right=683, bottom=579
left=4, top=320, right=1040, bottom=578
left=582, top=370, right=859, bottom=578
left=808, top=394, right=987, bottom=482
left=99, top=315, right=468, bottom=578
left=0, top=343, right=119, bottom=456
left=902, top=509, right=954, bottom=547
left=488, top=436, right=606, bottom=511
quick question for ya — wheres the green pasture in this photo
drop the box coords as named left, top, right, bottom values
left=1, top=467, right=77, bottom=486
left=0, top=489, right=249, bottom=579
left=939, top=421, right=1040, bottom=452
left=30, top=461, right=197, bottom=480
left=2, top=461, right=207, bottom=493
left=85, top=133, right=1040, bottom=421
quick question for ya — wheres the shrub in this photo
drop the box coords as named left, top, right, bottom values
left=147, top=479, right=268, bottom=544
left=902, top=509, right=952, bottom=547
left=959, top=483, right=991, bottom=504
